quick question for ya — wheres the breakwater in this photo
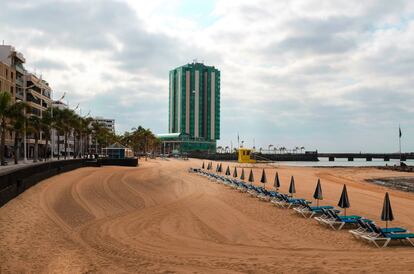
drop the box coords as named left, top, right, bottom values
left=188, top=152, right=319, bottom=161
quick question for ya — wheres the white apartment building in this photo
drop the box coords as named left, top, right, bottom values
left=94, top=117, right=115, bottom=133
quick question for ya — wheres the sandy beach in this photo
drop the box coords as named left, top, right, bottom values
left=1, top=158, right=414, bottom=273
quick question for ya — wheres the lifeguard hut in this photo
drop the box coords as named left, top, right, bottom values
left=238, top=148, right=256, bottom=163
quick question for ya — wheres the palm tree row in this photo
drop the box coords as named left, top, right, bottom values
left=0, top=91, right=28, bottom=165
left=120, top=126, right=160, bottom=156
left=0, top=91, right=116, bottom=165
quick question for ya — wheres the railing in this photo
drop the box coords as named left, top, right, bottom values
left=15, top=76, right=24, bottom=86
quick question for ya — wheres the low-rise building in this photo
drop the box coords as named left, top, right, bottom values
left=94, top=117, right=115, bottom=133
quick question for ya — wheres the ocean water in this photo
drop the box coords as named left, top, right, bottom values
left=275, top=157, right=414, bottom=167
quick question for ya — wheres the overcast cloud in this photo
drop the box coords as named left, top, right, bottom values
left=1, top=0, right=413, bottom=152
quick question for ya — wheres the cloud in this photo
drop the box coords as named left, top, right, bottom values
left=31, top=58, right=68, bottom=70
left=0, top=0, right=413, bottom=152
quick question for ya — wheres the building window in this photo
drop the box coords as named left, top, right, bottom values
left=11, top=72, right=14, bottom=80
left=5, top=69, right=8, bottom=79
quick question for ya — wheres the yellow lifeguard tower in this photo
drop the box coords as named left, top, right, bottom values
left=238, top=148, right=256, bottom=163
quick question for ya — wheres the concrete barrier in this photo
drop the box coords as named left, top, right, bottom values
left=98, top=158, right=138, bottom=167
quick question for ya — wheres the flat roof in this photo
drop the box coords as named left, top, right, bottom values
left=156, top=133, right=183, bottom=139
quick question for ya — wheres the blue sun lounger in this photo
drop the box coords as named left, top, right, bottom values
left=271, top=194, right=310, bottom=208
left=349, top=219, right=406, bottom=239
left=360, top=223, right=414, bottom=248
left=293, top=200, right=336, bottom=218
left=315, top=209, right=369, bottom=230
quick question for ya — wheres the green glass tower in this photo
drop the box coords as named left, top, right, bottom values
left=161, top=62, right=220, bottom=153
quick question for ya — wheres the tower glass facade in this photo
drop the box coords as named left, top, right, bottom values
left=162, top=62, right=220, bottom=153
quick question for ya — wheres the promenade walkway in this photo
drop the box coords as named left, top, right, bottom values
left=0, top=158, right=72, bottom=175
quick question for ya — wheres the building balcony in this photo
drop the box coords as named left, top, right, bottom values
left=15, top=77, right=24, bottom=87
left=15, top=89, right=24, bottom=100
left=15, top=63, right=25, bottom=75
left=27, top=96, right=41, bottom=105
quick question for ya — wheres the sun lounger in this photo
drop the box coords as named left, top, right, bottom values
left=247, top=185, right=260, bottom=197
left=350, top=219, right=407, bottom=239
left=237, top=182, right=248, bottom=192
left=360, top=223, right=414, bottom=248
left=271, top=194, right=310, bottom=208
left=293, top=200, right=335, bottom=218
left=256, top=188, right=272, bottom=201
left=315, top=209, right=367, bottom=230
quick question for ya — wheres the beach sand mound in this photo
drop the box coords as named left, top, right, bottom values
left=1, top=159, right=414, bottom=273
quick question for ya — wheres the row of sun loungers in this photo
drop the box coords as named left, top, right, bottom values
left=189, top=167, right=414, bottom=248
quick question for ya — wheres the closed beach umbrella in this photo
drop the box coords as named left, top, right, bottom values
left=381, top=192, right=394, bottom=229
left=313, top=179, right=323, bottom=206
left=225, top=166, right=231, bottom=176
left=206, top=162, right=210, bottom=170
left=233, top=166, right=238, bottom=177
left=338, top=184, right=350, bottom=216
left=202, top=162, right=205, bottom=169
left=274, top=172, right=281, bottom=191
left=216, top=163, right=220, bottom=172
left=289, top=176, right=296, bottom=197
left=209, top=162, right=213, bottom=170
left=248, top=169, right=254, bottom=184
left=219, top=163, right=222, bottom=173
left=260, top=169, right=267, bottom=186
left=240, top=168, right=245, bottom=180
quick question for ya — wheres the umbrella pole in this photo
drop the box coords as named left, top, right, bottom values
left=317, top=199, right=319, bottom=207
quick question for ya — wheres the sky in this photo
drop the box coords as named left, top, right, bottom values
left=1, top=0, right=413, bottom=153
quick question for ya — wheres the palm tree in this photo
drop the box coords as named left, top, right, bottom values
left=91, top=120, right=104, bottom=155
left=0, top=91, right=13, bottom=165
left=51, top=107, right=63, bottom=159
left=9, top=101, right=28, bottom=164
left=60, top=108, right=74, bottom=159
left=70, top=114, right=81, bottom=158
left=77, top=117, right=93, bottom=158
left=41, top=108, right=53, bottom=161
left=27, top=115, right=42, bottom=162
